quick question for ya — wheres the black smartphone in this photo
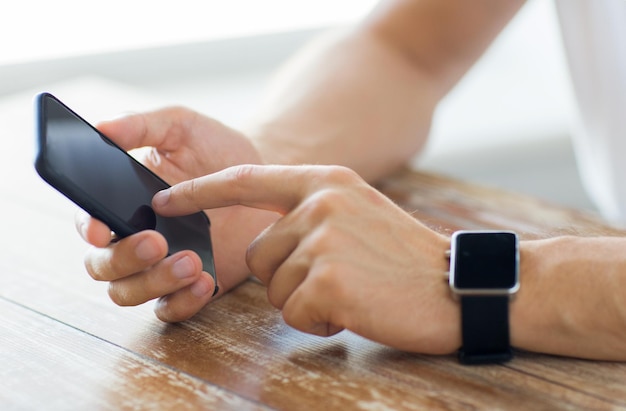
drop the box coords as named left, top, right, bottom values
left=34, top=92, right=216, bottom=284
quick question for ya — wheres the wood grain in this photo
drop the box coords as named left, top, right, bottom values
left=2, top=111, right=626, bottom=409
left=3, top=169, right=626, bottom=409
left=0, top=299, right=267, bottom=411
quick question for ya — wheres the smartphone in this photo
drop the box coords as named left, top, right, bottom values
left=34, top=92, right=216, bottom=285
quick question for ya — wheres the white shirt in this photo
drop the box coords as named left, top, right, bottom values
left=555, top=0, right=626, bottom=224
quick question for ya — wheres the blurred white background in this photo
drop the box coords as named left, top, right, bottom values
left=0, top=0, right=596, bottom=212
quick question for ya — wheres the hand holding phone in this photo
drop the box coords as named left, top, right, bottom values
left=34, top=93, right=217, bottom=289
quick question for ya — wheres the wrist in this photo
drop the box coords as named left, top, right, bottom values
left=510, top=237, right=586, bottom=355
left=448, top=231, right=519, bottom=363
left=508, top=239, right=545, bottom=353
left=406, top=232, right=462, bottom=355
left=511, top=236, right=626, bottom=360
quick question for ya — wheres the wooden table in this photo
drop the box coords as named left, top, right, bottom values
left=1, top=78, right=625, bottom=411
left=4, top=130, right=626, bottom=411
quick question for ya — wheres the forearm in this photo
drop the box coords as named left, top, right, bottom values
left=246, top=0, right=525, bottom=182
left=512, top=236, right=626, bottom=360
left=246, top=28, right=439, bottom=182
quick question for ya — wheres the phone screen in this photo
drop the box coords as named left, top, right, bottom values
left=34, top=93, right=216, bottom=280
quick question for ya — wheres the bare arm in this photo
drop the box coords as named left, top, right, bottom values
left=513, top=236, right=626, bottom=360
left=76, top=0, right=529, bottom=323
left=155, top=164, right=626, bottom=361
left=248, top=0, right=526, bottom=181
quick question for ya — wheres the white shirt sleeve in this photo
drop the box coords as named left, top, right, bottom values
left=555, top=0, right=626, bottom=224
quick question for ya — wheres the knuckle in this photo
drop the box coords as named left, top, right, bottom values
left=163, top=106, right=196, bottom=127
left=166, top=105, right=191, bottom=116
left=232, top=163, right=257, bottom=180
left=176, top=178, right=199, bottom=206
left=186, top=178, right=201, bottom=208
left=319, top=165, right=361, bottom=185
left=266, top=286, right=284, bottom=310
left=281, top=305, right=299, bottom=329
left=304, top=224, right=338, bottom=253
left=84, top=249, right=111, bottom=282
left=155, top=296, right=195, bottom=323
left=246, top=248, right=277, bottom=287
left=108, top=250, right=138, bottom=279
left=245, top=239, right=262, bottom=276
left=310, top=262, right=348, bottom=302
left=231, top=164, right=257, bottom=188
left=107, top=282, right=133, bottom=306
left=154, top=297, right=176, bottom=322
left=299, top=189, right=346, bottom=223
left=153, top=106, right=195, bottom=141
left=221, top=164, right=258, bottom=202
left=83, top=255, right=100, bottom=281
left=155, top=308, right=177, bottom=323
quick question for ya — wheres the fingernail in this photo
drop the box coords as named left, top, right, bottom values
left=172, top=256, right=195, bottom=279
left=190, top=279, right=212, bottom=297
left=136, top=238, right=159, bottom=261
left=152, top=190, right=170, bottom=208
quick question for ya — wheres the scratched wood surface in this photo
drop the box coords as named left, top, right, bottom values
left=3, top=90, right=626, bottom=410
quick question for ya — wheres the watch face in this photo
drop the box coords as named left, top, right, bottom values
left=450, top=231, right=519, bottom=292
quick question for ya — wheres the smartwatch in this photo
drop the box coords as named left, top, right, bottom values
left=448, top=230, right=520, bottom=365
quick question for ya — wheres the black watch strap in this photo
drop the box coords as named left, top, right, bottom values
left=458, top=295, right=512, bottom=365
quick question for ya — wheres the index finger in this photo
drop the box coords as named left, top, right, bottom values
left=152, top=164, right=359, bottom=216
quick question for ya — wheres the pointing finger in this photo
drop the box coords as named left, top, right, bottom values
left=153, top=164, right=359, bottom=216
